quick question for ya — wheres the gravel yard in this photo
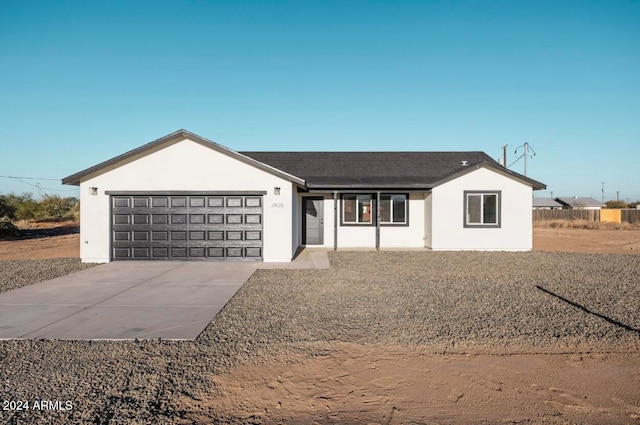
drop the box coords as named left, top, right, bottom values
left=1, top=251, right=639, bottom=423
left=0, top=258, right=95, bottom=294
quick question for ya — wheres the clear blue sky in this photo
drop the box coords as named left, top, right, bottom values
left=1, top=0, right=638, bottom=202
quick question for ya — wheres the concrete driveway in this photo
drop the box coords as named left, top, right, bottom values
left=0, top=261, right=258, bottom=340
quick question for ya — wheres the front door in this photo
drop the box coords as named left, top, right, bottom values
left=303, top=197, right=324, bottom=245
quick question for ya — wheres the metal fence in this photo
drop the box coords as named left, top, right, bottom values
left=533, top=209, right=640, bottom=223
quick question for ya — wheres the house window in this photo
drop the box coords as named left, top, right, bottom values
left=380, top=194, right=407, bottom=224
left=464, top=191, right=501, bottom=227
left=342, top=194, right=373, bottom=224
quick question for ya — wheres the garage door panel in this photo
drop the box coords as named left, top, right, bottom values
left=245, top=197, right=261, bottom=207
left=170, top=231, right=187, bottom=241
left=152, top=247, right=169, bottom=259
left=132, top=247, right=150, bottom=259
left=151, top=197, right=168, bottom=207
left=245, top=247, right=261, bottom=257
left=171, top=197, right=187, bottom=207
left=133, top=231, right=149, bottom=241
left=189, top=214, right=206, bottom=224
left=111, top=194, right=262, bottom=261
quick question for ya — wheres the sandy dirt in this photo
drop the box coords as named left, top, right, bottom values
left=534, top=228, right=640, bottom=255
left=2, top=225, right=639, bottom=423
left=183, top=342, right=640, bottom=424
left=0, top=221, right=79, bottom=260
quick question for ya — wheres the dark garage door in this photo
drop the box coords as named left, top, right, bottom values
left=111, top=194, right=263, bottom=260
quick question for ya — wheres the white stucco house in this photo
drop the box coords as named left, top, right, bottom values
left=62, top=130, right=546, bottom=262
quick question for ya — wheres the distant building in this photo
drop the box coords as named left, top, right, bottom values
left=555, top=197, right=605, bottom=210
left=533, top=198, right=563, bottom=210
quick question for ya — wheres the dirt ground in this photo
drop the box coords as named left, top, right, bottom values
left=185, top=343, right=640, bottom=424
left=534, top=227, right=640, bottom=255
left=2, top=225, right=639, bottom=424
left=0, top=221, right=79, bottom=260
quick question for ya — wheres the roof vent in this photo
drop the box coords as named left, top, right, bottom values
left=461, top=160, right=469, bottom=166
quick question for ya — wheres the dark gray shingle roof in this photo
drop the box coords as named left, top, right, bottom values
left=241, top=151, right=500, bottom=188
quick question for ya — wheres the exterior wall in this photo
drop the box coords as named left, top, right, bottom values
left=430, top=167, right=533, bottom=251
left=424, top=192, right=433, bottom=248
left=379, top=193, right=425, bottom=247
left=78, top=138, right=295, bottom=262
left=337, top=224, right=376, bottom=248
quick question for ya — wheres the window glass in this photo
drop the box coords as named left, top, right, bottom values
left=380, top=194, right=407, bottom=224
left=467, top=194, right=482, bottom=224
left=381, top=196, right=391, bottom=222
left=343, top=195, right=356, bottom=222
left=483, top=194, right=497, bottom=224
left=392, top=195, right=406, bottom=223
left=357, top=195, right=372, bottom=223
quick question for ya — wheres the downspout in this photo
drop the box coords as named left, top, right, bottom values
left=333, top=191, right=338, bottom=251
left=376, top=191, right=381, bottom=250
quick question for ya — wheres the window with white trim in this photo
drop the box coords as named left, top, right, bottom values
left=342, top=194, right=373, bottom=224
left=380, top=194, right=407, bottom=224
left=464, top=191, right=501, bottom=227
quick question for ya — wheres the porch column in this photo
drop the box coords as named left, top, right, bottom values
left=333, top=191, right=338, bottom=251
left=376, top=191, right=381, bottom=250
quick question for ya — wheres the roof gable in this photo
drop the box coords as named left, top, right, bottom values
left=62, top=130, right=305, bottom=186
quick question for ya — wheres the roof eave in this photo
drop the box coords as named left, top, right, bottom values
left=306, top=183, right=434, bottom=190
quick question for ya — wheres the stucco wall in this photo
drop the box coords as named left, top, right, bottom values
left=424, top=192, right=433, bottom=248
left=78, top=138, right=295, bottom=262
left=379, top=193, right=425, bottom=247
left=430, top=167, right=533, bottom=251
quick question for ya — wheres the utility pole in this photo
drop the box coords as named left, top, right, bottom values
left=550, top=191, right=554, bottom=199
left=513, top=142, right=536, bottom=176
left=502, top=144, right=508, bottom=167
left=601, top=182, right=605, bottom=203
left=524, top=143, right=529, bottom=176
left=617, top=191, right=620, bottom=202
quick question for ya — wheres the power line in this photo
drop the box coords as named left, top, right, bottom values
left=0, top=175, right=61, bottom=181
left=0, top=175, right=77, bottom=194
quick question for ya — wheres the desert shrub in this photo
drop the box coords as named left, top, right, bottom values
left=39, top=194, right=79, bottom=221
left=605, top=200, right=627, bottom=209
left=0, top=196, right=16, bottom=220
left=2, top=193, right=42, bottom=220
left=0, top=216, right=18, bottom=236
left=0, top=193, right=79, bottom=222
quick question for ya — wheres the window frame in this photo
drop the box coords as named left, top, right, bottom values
left=380, top=193, right=409, bottom=226
left=341, top=194, right=375, bottom=226
left=463, top=190, right=501, bottom=228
